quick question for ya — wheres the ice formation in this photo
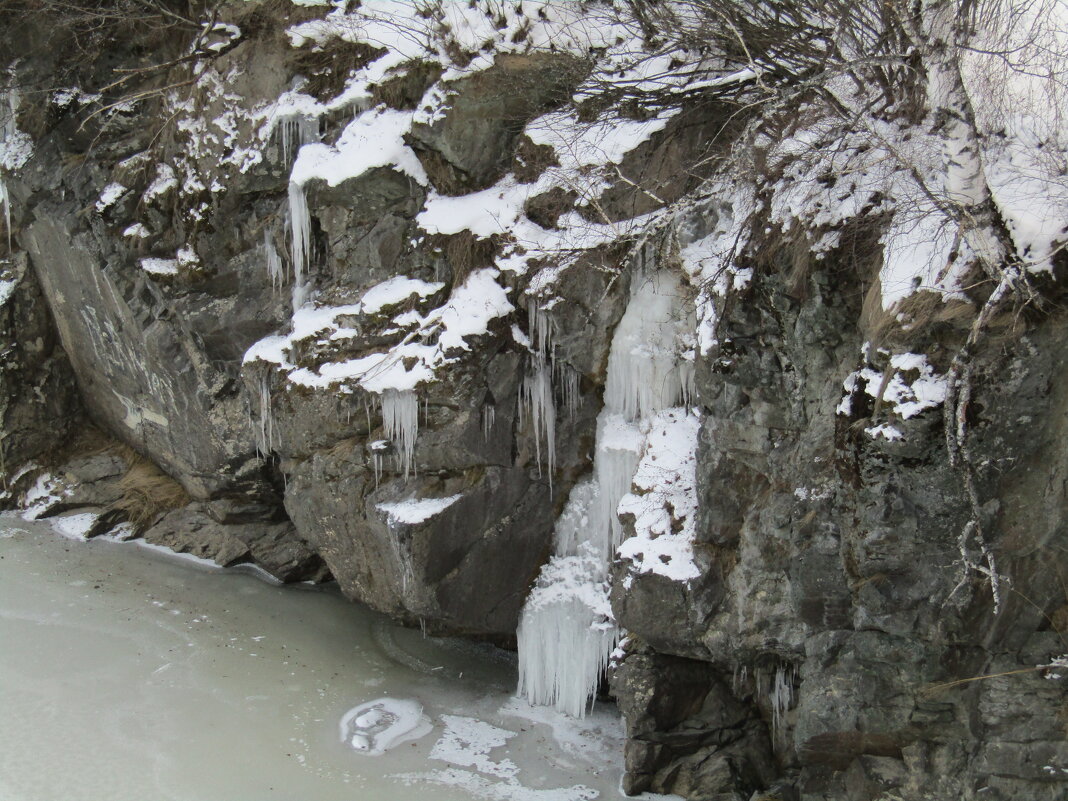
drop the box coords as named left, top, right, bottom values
left=255, top=374, right=275, bottom=456
left=0, top=178, right=8, bottom=253
left=519, top=358, right=555, bottom=482
left=518, top=302, right=558, bottom=480
left=381, top=389, right=418, bottom=478
left=277, top=113, right=318, bottom=165
left=339, top=697, right=432, bottom=755
left=517, top=269, right=695, bottom=717
left=264, top=229, right=284, bottom=290
left=288, top=181, right=311, bottom=309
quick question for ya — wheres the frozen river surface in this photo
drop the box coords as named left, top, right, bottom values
left=0, top=517, right=662, bottom=801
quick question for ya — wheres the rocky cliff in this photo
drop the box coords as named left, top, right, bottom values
left=3, top=1, right=1068, bottom=799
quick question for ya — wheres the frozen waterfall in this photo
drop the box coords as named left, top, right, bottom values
left=517, top=269, right=694, bottom=717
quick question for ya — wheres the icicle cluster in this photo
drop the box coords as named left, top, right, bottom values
left=381, top=389, right=419, bottom=479
left=558, top=365, right=580, bottom=419
left=1, top=88, right=15, bottom=254
left=517, top=270, right=695, bottom=718
left=604, top=271, right=695, bottom=420
left=519, top=301, right=558, bottom=479
left=519, top=358, right=555, bottom=482
left=369, top=440, right=388, bottom=488
left=278, top=114, right=319, bottom=166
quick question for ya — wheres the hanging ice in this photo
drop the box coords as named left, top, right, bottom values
left=517, top=269, right=695, bottom=717
left=0, top=178, right=8, bottom=254
left=264, top=229, right=284, bottom=290
left=288, top=182, right=311, bottom=310
left=604, top=271, right=695, bottom=419
left=519, top=301, right=557, bottom=480
left=519, top=356, right=555, bottom=482
left=381, top=389, right=418, bottom=479
left=255, top=374, right=275, bottom=455
left=558, top=364, right=580, bottom=419
left=278, top=114, right=319, bottom=166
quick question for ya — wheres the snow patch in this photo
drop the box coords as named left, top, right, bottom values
left=616, top=408, right=701, bottom=583
left=95, top=183, right=128, bottom=212
left=50, top=513, right=99, bottom=542
left=377, top=494, right=462, bottom=526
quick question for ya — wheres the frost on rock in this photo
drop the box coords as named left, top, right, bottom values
left=339, top=697, right=432, bottom=755
left=518, top=269, right=697, bottom=718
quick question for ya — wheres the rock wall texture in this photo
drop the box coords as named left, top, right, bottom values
left=2, top=2, right=1068, bottom=799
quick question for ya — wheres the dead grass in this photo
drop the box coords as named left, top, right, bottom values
left=112, top=452, right=190, bottom=532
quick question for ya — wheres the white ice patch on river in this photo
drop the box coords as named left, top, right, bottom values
left=0, top=516, right=677, bottom=801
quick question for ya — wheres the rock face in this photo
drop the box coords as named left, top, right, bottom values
left=0, top=252, right=80, bottom=475
left=3, top=3, right=1068, bottom=800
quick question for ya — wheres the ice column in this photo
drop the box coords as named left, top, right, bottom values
left=0, top=179, right=8, bottom=254
left=288, top=182, right=311, bottom=311
left=517, top=270, right=694, bottom=717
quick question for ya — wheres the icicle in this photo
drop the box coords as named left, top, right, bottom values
left=369, top=440, right=388, bottom=489
left=557, top=363, right=580, bottom=419
left=264, top=228, right=284, bottom=290
left=288, top=182, right=310, bottom=311
left=769, top=663, right=796, bottom=747
left=528, top=299, right=554, bottom=357
left=278, top=114, right=319, bottom=166
left=520, top=356, right=555, bottom=483
left=380, top=389, right=418, bottom=479
left=256, top=374, right=274, bottom=456
left=481, top=403, right=495, bottom=440
left=0, top=178, right=8, bottom=255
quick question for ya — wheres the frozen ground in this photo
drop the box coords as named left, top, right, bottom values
left=0, top=516, right=678, bottom=801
